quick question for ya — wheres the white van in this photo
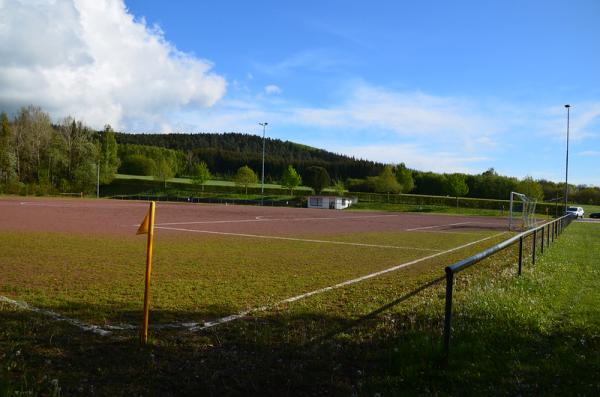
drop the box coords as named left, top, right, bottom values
left=566, top=206, right=584, bottom=218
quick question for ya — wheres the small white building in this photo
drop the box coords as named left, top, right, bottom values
left=307, top=196, right=353, bottom=210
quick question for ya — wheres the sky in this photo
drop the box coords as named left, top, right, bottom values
left=1, top=0, right=599, bottom=185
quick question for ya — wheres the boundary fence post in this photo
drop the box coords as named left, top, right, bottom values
left=443, top=269, right=454, bottom=354
left=532, top=229, right=537, bottom=264
left=518, top=236, right=523, bottom=275
left=541, top=226, right=545, bottom=253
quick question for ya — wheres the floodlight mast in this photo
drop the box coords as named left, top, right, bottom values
left=259, top=122, right=268, bottom=205
left=564, top=104, right=570, bottom=213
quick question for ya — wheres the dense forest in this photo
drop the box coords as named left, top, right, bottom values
left=1, top=105, right=599, bottom=205
left=114, top=132, right=385, bottom=181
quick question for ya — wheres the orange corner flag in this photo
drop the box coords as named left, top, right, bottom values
left=138, top=201, right=156, bottom=345
left=137, top=213, right=149, bottom=235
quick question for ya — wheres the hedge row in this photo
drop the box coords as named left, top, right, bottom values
left=101, top=178, right=313, bottom=197
left=102, top=178, right=564, bottom=216
left=349, top=192, right=563, bottom=215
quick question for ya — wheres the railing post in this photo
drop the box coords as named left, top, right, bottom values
left=518, top=236, right=523, bottom=275
left=532, top=229, right=537, bottom=264
left=443, top=269, right=455, bottom=354
left=560, top=218, right=563, bottom=234
left=541, top=226, right=545, bottom=254
left=552, top=221, right=555, bottom=242
left=547, top=224, right=550, bottom=246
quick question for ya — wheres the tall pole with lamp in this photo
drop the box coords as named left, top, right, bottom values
left=259, top=122, right=268, bottom=206
left=564, top=104, right=571, bottom=213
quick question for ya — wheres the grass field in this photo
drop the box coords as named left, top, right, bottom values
left=0, top=229, right=497, bottom=325
left=1, top=198, right=597, bottom=395
left=115, top=173, right=312, bottom=191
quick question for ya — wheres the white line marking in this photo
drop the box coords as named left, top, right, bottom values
left=0, top=295, right=208, bottom=334
left=154, top=226, right=442, bottom=252
left=405, top=221, right=472, bottom=231
left=0, top=296, right=131, bottom=336
left=188, top=231, right=508, bottom=332
left=153, top=213, right=400, bottom=226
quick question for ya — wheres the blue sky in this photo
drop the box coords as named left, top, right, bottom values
left=1, top=0, right=599, bottom=185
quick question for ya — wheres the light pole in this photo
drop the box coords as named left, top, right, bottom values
left=259, top=122, right=268, bottom=205
left=564, top=104, right=570, bottom=213
left=97, top=162, right=100, bottom=199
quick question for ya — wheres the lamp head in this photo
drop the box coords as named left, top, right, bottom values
left=564, top=104, right=571, bottom=108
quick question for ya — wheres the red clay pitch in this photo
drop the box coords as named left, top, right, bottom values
left=0, top=196, right=508, bottom=237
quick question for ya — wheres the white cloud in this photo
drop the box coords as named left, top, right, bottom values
left=578, top=150, right=600, bottom=157
left=534, top=103, right=600, bottom=142
left=0, top=0, right=226, bottom=130
left=289, top=84, right=497, bottom=148
left=326, top=143, right=488, bottom=174
left=264, top=84, right=282, bottom=95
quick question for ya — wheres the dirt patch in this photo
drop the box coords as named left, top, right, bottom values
left=0, top=196, right=508, bottom=237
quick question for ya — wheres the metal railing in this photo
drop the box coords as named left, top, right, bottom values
left=442, top=214, right=575, bottom=354
left=109, top=193, right=307, bottom=208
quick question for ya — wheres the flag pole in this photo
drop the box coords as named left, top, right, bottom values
left=140, top=201, right=156, bottom=345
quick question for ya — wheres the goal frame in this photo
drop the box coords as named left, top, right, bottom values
left=508, top=191, right=538, bottom=231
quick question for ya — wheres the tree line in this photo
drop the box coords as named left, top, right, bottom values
left=0, top=106, right=119, bottom=195
left=1, top=105, right=599, bottom=205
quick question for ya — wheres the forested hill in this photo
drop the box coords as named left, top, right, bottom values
left=115, top=132, right=386, bottom=180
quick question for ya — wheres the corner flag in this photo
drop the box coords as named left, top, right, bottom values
left=136, top=213, right=150, bottom=235
left=137, top=201, right=156, bottom=345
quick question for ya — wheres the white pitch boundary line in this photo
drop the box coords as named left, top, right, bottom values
left=153, top=213, right=400, bottom=227
left=405, top=221, right=472, bottom=231
left=187, top=231, right=508, bottom=332
left=154, top=226, right=442, bottom=252
left=0, top=295, right=134, bottom=336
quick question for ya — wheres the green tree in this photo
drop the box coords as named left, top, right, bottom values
left=305, top=166, right=330, bottom=194
left=13, top=106, right=53, bottom=183
left=332, top=180, right=346, bottom=196
left=98, top=124, right=120, bottom=184
left=516, top=176, right=544, bottom=201
left=48, top=118, right=99, bottom=195
left=0, top=112, right=16, bottom=184
left=71, top=162, right=97, bottom=194
left=120, top=154, right=156, bottom=176
left=443, top=173, right=469, bottom=207
left=281, top=165, right=302, bottom=195
left=395, top=163, right=414, bottom=193
left=234, top=165, right=258, bottom=195
left=443, top=174, right=469, bottom=197
left=154, top=157, right=175, bottom=189
left=375, top=165, right=401, bottom=193
left=192, top=161, right=211, bottom=192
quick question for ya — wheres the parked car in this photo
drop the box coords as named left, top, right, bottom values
left=590, top=212, right=600, bottom=219
left=566, top=206, right=584, bottom=218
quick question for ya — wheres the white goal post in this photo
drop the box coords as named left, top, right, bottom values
left=509, top=191, right=538, bottom=231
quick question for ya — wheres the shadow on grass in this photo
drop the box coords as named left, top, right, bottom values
left=1, top=277, right=600, bottom=397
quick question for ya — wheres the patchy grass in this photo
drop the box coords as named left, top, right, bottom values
left=0, top=229, right=499, bottom=325
left=2, top=223, right=598, bottom=395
